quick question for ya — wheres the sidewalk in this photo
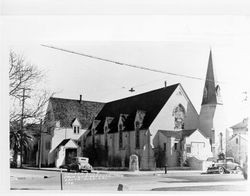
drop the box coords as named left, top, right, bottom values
left=19, top=166, right=203, bottom=176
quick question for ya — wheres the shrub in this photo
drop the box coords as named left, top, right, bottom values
left=154, top=146, right=166, bottom=168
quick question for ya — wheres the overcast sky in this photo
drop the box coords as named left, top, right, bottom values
left=2, top=15, right=250, bottom=128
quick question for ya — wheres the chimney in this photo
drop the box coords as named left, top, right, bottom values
left=79, top=94, right=82, bottom=103
left=164, top=81, right=167, bottom=87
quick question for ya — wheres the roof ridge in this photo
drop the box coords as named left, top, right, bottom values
left=106, top=83, right=179, bottom=104
left=50, top=97, right=105, bottom=104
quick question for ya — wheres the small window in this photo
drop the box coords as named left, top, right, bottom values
left=186, top=146, right=191, bottom=153
left=119, top=131, right=123, bottom=149
left=236, top=138, right=239, bottom=144
left=163, top=143, right=167, bottom=151
left=135, top=129, right=140, bottom=149
left=135, top=121, right=140, bottom=129
left=118, top=124, right=123, bottom=130
left=73, top=126, right=80, bottom=134
left=174, top=143, right=178, bottom=151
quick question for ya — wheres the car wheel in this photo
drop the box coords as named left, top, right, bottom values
left=75, top=167, right=80, bottom=173
left=218, top=167, right=224, bottom=174
left=87, top=170, right=91, bottom=173
left=235, top=166, right=241, bottom=172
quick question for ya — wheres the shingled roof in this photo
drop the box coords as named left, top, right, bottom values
left=231, top=118, right=248, bottom=129
left=91, top=83, right=179, bottom=135
left=55, top=139, right=79, bottom=149
left=158, top=129, right=206, bottom=140
left=49, top=97, right=105, bottom=128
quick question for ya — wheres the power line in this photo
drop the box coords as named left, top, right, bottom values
left=41, top=44, right=221, bottom=83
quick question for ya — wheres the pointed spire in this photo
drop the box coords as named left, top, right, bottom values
left=201, top=50, right=223, bottom=105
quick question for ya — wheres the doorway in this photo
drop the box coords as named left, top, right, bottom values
left=65, top=148, right=77, bottom=164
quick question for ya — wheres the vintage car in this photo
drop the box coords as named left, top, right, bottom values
left=207, top=157, right=241, bottom=174
left=60, top=157, right=93, bottom=173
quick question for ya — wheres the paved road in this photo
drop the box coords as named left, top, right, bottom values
left=10, top=169, right=247, bottom=191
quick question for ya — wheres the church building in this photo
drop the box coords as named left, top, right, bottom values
left=41, top=50, right=226, bottom=170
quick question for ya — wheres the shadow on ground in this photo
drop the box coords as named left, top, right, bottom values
left=152, top=185, right=247, bottom=191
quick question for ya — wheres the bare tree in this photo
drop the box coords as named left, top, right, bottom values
left=9, top=50, right=54, bottom=167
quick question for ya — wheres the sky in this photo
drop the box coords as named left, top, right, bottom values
left=2, top=15, right=250, bottom=128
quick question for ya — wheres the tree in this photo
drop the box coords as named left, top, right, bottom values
left=154, top=146, right=166, bottom=168
left=10, top=127, right=34, bottom=167
left=9, top=50, right=53, bottom=167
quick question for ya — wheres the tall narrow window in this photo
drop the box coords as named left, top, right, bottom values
left=118, top=124, right=123, bottom=149
left=92, top=130, right=95, bottom=148
left=172, top=104, right=185, bottom=130
left=135, top=121, right=140, bottom=148
left=163, top=143, right=167, bottom=152
left=186, top=145, right=191, bottom=153
left=236, top=138, right=239, bottom=144
left=73, top=126, right=80, bottom=134
left=119, top=131, right=123, bottom=149
left=174, top=143, right=178, bottom=151
left=104, top=127, right=108, bottom=149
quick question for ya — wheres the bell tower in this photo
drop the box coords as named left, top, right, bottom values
left=199, top=50, right=226, bottom=157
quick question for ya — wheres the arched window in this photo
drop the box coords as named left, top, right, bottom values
left=135, top=121, right=140, bottom=149
left=118, top=124, right=123, bottom=150
left=172, top=104, right=186, bottom=130
left=203, top=86, right=208, bottom=100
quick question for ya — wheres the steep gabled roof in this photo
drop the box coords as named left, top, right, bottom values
left=231, top=118, right=248, bottom=129
left=201, top=50, right=223, bottom=105
left=229, top=133, right=248, bottom=142
left=92, top=84, right=179, bottom=134
left=49, top=97, right=105, bottom=128
left=180, top=129, right=197, bottom=138
left=55, top=139, right=71, bottom=149
left=55, top=138, right=79, bottom=149
left=158, top=129, right=207, bottom=140
left=158, top=130, right=182, bottom=139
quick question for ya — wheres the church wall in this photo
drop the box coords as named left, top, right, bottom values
left=46, top=127, right=85, bottom=165
left=154, top=132, right=180, bottom=167
left=185, top=131, right=212, bottom=161
left=149, top=85, right=199, bottom=147
left=85, top=129, right=154, bottom=169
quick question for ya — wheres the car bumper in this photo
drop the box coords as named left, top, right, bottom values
left=207, top=168, right=219, bottom=173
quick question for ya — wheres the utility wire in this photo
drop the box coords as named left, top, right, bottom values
left=41, top=44, right=220, bottom=83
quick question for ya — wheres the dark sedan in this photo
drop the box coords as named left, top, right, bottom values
left=207, top=157, right=241, bottom=174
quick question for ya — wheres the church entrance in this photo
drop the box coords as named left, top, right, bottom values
left=65, top=148, right=77, bottom=164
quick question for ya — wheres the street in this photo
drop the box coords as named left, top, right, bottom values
left=10, top=168, right=248, bottom=191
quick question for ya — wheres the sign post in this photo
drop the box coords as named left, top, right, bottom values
left=60, top=168, right=63, bottom=190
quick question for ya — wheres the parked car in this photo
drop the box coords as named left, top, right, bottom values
left=60, top=157, right=93, bottom=173
left=207, top=157, right=241, bottom=174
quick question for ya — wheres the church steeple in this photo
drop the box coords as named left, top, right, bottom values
left=201, top=50, right=223, bottom=105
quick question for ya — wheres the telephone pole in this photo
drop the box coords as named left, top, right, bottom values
left=19, top=88, right=31, bottom=168
left=38, top=119, right=43, bottom=168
